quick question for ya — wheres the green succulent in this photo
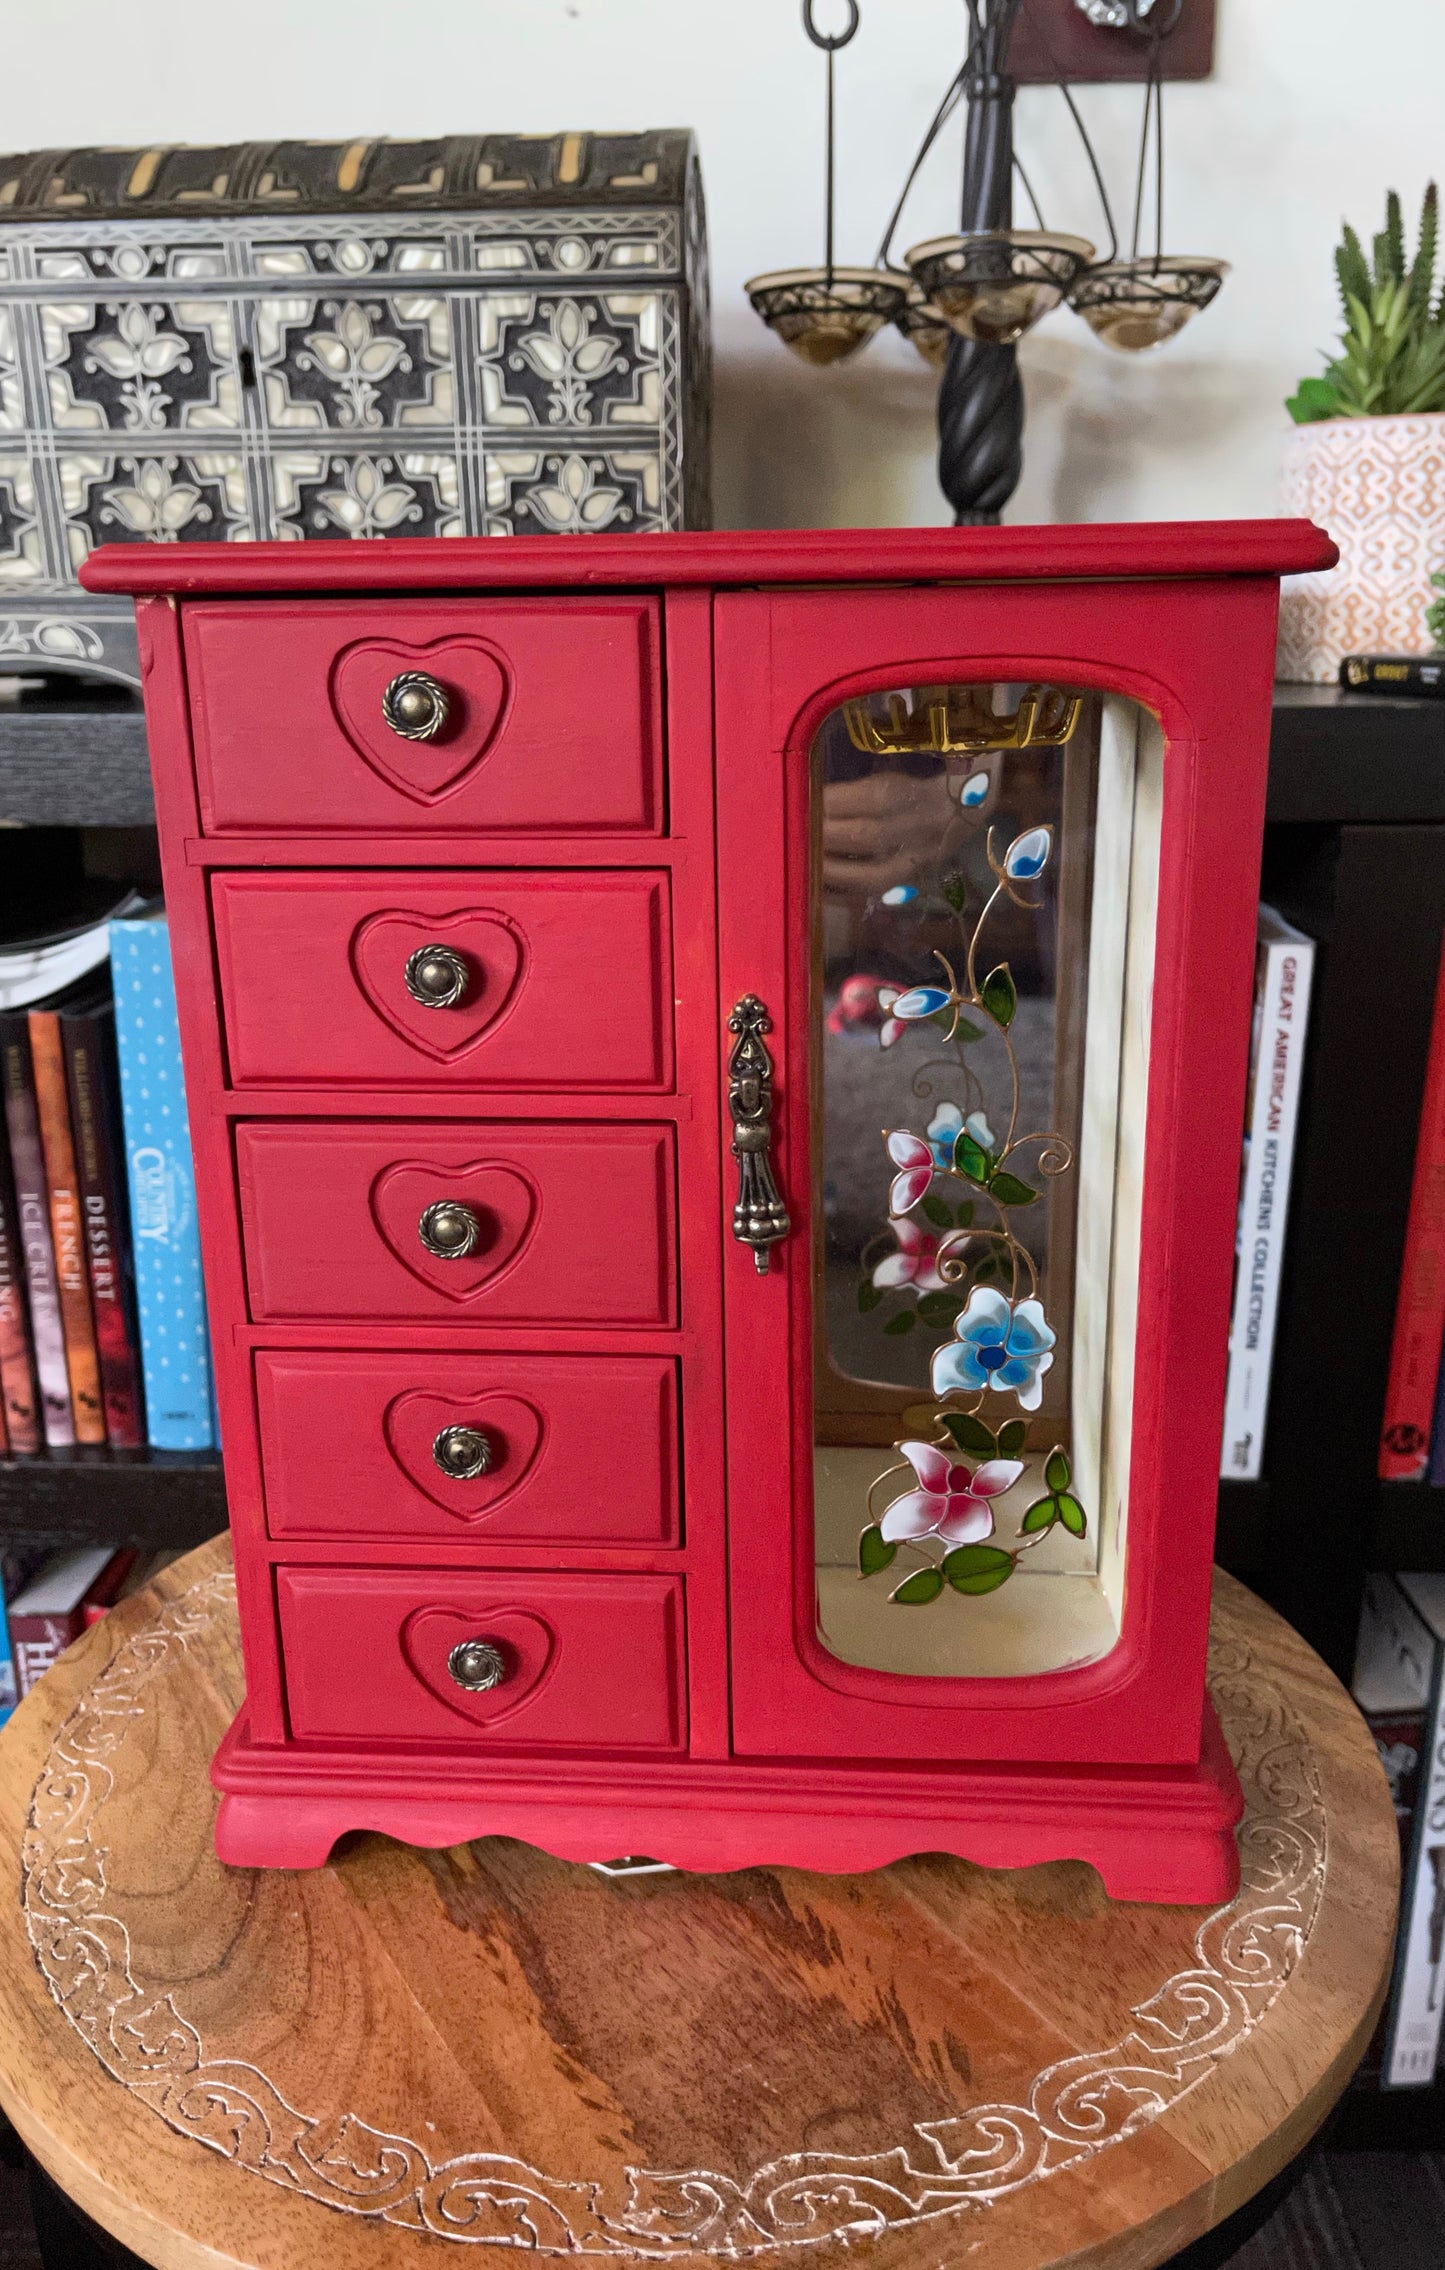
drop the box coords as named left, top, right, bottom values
left=1428, top=569, right=1445, bottom=652
left=1288, top=185, right=1445, bottom=422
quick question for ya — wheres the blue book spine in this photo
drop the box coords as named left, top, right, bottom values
left=110, top=916, right=213, bottom=1450
left=0, top=1588, right=17, bottom=1726
left=1428, top=1340, right=1445, bottom=1486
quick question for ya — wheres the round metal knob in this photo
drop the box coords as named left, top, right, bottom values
left=382, top=670, right=450, bottom=742
left=447, top=1637, right=508, bottom=1692
left=418, top=1200, right=482, bottom=1260
left=432, top=1424, right=495, bottom=1480
left=404, top=944, right=470, bottom=1009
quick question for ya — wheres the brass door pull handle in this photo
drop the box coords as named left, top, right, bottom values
left=418, top=1200, right=482, bottom=1260
left=727, top=994, right=790, bottom=1273
left=404, top=944, right=470, bottom=1008
left=447, top=1638, right=508, bottom=1691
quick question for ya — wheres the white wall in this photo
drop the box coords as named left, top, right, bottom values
left=7, top=0, right=1441, bottom=528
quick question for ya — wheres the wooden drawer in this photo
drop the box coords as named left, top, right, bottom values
left=184, top=598, right=662, bottom=834
left=257, top=1350, right=680, bottom=1545
left=213, top=871, right=672, bottom=1091
left=236, top=1122, right=676, bottom=1325
left=278, top=1567, right=686, bottom=1750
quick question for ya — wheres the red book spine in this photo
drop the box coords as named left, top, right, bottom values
left=1381, top=945, right=1445, bottom=1478
left=10, top=1608, right=84, bottom=1698
left=0, top=1014, right=72, bottom=1446
left=29, top=1007, right=105, bottom=1444
left=62, top=999, right=144, bottom=1447
left=0, top=1123, right=37, bottom=1453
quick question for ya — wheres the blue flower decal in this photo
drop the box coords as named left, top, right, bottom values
left=931, top=1287, right=1056, bottom=1411
left=880, top=883, right=919, bottom=906
left=959, top=769, right=990, bottom=808
left=1003, top=826, right=1052, bottom=882
left=926, top=1101, right=996, bottom=1170
left=890, top=985, right=952, bottom=1021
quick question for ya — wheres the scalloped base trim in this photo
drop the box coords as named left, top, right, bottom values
left=212, top=1704, right=1243, bottom=1904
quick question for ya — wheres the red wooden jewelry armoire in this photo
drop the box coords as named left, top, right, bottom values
left=87, top=519, right=1334, bottom=1901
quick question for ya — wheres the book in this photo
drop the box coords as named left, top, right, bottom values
left=80, top=1549, right=138, bottom=1627
left=62, top=984, right=144, bottom=1446
left=0, top=1009, right=73, bottom=1445
left=0, top=1116, right=39, bottom=1454
left=1220, top=908, right=1316, bottom=1481
left=1341, top=653, right=1445, bottom=697
left=110, top=910, right=213, bottom=1451
left=7, top=1545, right=117, bottom=1696
left=1429, top=1335, right=1445, bottom=1488
left=1366, top=1574, right=1445, bottom=2087
left=1380, top=941, right=1445, bottom=1479
left=0, top=882, right=146, bottom=1012
left=0, top=1546, right=47, bottom=1723
left=29, top=981, right=106, bottom=1443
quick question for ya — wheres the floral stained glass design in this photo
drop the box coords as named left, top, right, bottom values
left=815, top=682, right=1094, bottom=1630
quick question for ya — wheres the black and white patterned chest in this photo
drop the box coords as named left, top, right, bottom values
left=0, top=131, right=710, bottom=686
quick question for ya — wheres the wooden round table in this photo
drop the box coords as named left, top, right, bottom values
left=0, top=1537, right=1398, bottom=2270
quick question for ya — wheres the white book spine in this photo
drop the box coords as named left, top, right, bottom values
left=1385, top=1646, right=1445, bottom=2086
left=1220, top=932, right=1315, bottom=1480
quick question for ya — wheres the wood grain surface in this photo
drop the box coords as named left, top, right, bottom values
left=0, top=1537, right=1398, bottom=2270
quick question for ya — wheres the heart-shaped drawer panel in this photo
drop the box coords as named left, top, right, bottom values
left=257, top=1351, right=679, bottom=1544
left=212, top=871, right=671, bottom=1090
left=277, top=1567, right=685, bottom=1750
left=184, top=597, right=662, bottom=835
left=236, top=1122, right=676, bottom=1325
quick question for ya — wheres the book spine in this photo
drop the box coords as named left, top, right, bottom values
left=63, top=1003, right=144, bottom=1447
left=1380, top=944, right=1445, bottom=1479
left=0, top=1117, right=38, bottom=1454
left=0, top=1016, right=72, bottom=1446
left=1429, top=1339, right=1445, bottom=1489
left=1220, top=933, right=1316, bottom=1481
left=29, top=1008, right=105, bottom=1443
left=111, top=918, right=213, bottom=1450
left=1384, top=1641, right=1445, bottom=2085
left=10, top=1608, right=83, bottom=1699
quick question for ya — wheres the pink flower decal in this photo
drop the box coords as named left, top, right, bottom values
left=886, top=1128, right=934, bottom=1217
left=879, top=1441, right=1024, bottom=1546
left=871, top=1217, right=948, bottom=1292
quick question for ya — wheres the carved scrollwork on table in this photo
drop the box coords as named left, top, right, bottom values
left=22, top=1582, right=1325, bottom=2256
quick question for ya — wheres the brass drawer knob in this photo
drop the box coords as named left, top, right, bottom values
left=404, top=944, right=470, bottom=1008
left=418, top=1199, right=482, bottom=1260
left=382, top=669, right=450, bottom=742
left=447, top=1637, right=508, bottom=1692
left=432, top=1423, right=495, bottom=1480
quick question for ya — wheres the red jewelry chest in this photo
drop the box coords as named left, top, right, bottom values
left=84, top=519, right=1334, bottom=1900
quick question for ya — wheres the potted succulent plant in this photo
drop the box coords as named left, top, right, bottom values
left=1278, top=187, right=1445, bottom=681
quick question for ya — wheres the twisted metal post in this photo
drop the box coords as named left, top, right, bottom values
left=937, top=0, right=1024, bottom=526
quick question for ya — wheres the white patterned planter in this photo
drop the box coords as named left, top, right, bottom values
left=1276, top=411, right=1445, bottom=682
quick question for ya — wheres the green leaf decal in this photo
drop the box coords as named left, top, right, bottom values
left=954, top=1131, right=992, bottom=1185
left=942, top=1544, right=1015, bottom=1594
left=981, top=964, right=1017, bottom=1029
left=859, top=1524, right=898, bottom=1576
left=921, top=1192, right=954, bottom=1230
left=955, top=1201, right=975, bottom=1227
left=892, top=1566, right=945, bottom=1605
left=1044, top=1447, right=1071, bottom=1493
left=882, top=1308, right=917, bottom=1336
left=987, top=1171, right=1039, bottom=1209
left=857, top=1278, right=883, bottom=1313
left=954, top=1018, right=984, bottom=1045
left=942, top=872, right=968, bottom=912
left=974, top=1257, right=998, bottom=1283
left=1021, top=1496, right=1058, bottom=1534
left=997, top=1418, right=1028, bottom=1458
left=1055, top=1492, right=1088, bottom=1537
left=917, top=1290, right=965, bottom=1329
left=941, top=1412, right=997, bottom=1456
